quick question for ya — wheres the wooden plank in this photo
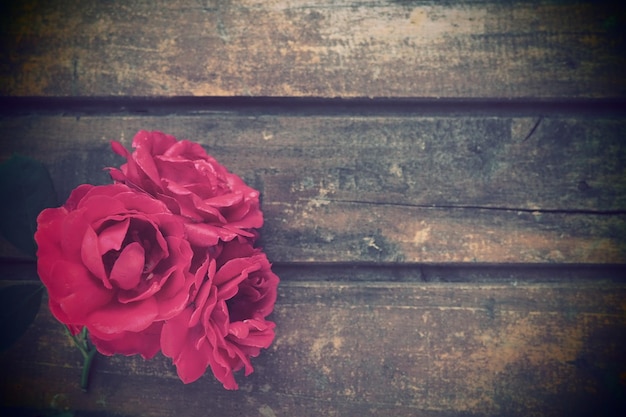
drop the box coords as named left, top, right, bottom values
left=266, top=202, right=626, bottom=263
left=1, top=1, right=625, bottom=98
left=3, top=115, right=625, bottom=212
left=1, top=114, right=625, bottom=263
left=1, top=280, right=625, bottom=417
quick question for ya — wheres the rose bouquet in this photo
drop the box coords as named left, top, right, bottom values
left=3, top=131, right=278, bottom=390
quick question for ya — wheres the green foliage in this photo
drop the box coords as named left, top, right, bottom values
left=0, top=154, right=56, bottom=350
left=0, top=154, right=58, bottom=257
left=0, top=283, right=43, bottom=351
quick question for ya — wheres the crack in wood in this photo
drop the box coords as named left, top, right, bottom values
left=521, top=116, right=543, bottom=142
left=306, top=198, right=626, bottom=216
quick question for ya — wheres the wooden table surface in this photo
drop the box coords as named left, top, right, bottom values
left=1, top=1, right=625, bottom=416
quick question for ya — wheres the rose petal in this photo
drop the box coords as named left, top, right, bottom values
left=156, top=159, right=198, bottom=185
left=87, top=297, right=158, bottom=334
left=109, top=242, right=145, bottom=290
left=80, top=225, right=110, bottom=287
left=134, top=146, right=163, bottom=187
left=60, top=211, right=90, bottom=263
left=35, top=210, right=65, bottom=275
left=111, top=141, right=131, bottom=158
left=189, top=282, right=216, bottom=328
left=206, top=299, right=230, bottom=338
left=165, top=139, right=208, bottom=160
left=134, top=130, right=177, bottom=155
left=161, top=307, right=193, bottom=360
left=214, top=259, right=261, bottom=301
left=81, top=199, right=127, bottom=226
left=119, top=191, right=169, bottom=214
left=174, top=336, right=212, bottom=384
left=97, top=218, right=130, bottom=254
left=229, top=319, right=276, bottom=348
left=48, top=298, right=73, bottom=326
left=154, top=284, right=190, bottom=320
left=90, top=321, right=163, bottom=359
left=207, top=345, right=239, bottom=390
left=63, top=184, right=94, bottom=211
left=217, top=240, right=256, bottom=262
left=214, top=257, right=256, bottom=286
left=117, top=279, right=161, bottom=304
left=228, top=321, right=250, bottom=339
left=184, top=223, right=223, bottom=247
left=47, top=261, right=113, bottom=320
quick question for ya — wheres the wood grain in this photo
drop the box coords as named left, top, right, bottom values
left=2, top=1, right=625, bottom=415
left=1, top=114, right=625, bottom=263
left=2, top=0, right=625, bottom=98
left=1, top=281, right=625, bottom=417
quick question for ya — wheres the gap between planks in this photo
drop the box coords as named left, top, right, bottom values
left=2, top=260, right=625, bottom=284
left=2, top=97, right=626, bottom=117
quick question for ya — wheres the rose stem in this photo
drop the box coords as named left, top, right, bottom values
left=80, top=344, right=97, bottom=391
left=65, top=326, right=97, bottom=391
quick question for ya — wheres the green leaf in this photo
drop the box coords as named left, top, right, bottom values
left=0, top=154, right=58, bottom=257
left=0, top=283, right=44, bottom=351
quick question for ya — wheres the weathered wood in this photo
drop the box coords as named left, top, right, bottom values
left=1, top=0, right=625, bottom=98
left=1, top=280, right=625, bottom=417
left=1, top=114, right=625, bottom=263
left=267, top=203, right=626, bottom=263
left=2, top=1, right=624, bottom=415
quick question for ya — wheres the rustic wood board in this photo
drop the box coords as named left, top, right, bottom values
left=1, top=280, right=625, bottom=417
left=1, top=114, right=625, bottom=263
left=2, top=1, right=625, bottom=415
left=1, top=0, right=625, bottom=98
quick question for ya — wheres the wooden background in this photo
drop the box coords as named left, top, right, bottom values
left=1, top=1, right=626, bottom=416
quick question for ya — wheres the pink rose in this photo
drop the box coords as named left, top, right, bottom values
left=109, top=130, right=263, bottom=248
left=35, top=183, right=196, bottom=358
left=161, top=240, right=279, bottom=389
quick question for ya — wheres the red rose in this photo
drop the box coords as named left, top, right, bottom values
left=35, top=183, right=196, bottom=358
left=109, top=130, right=263, bottom=248
left=161, top=240, right=279, bottom=389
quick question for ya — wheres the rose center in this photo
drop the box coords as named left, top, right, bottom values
left=100, top=218, right=163, bottom=290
